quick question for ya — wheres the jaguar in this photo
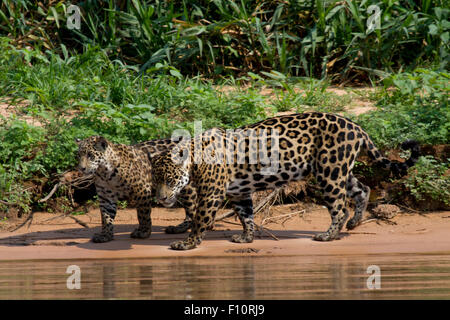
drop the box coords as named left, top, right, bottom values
left=76, top=136, right=197, bottom=242
left=150, top=111, right=419, bottom=250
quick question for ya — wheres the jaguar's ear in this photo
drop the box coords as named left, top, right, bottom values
left=75, top=138, right=82, bottom=145
left=171, top=147, right=190, bottom=168
left=94, top=136, right=108, bottom=152
left=181, top=152, right=190, bottom=170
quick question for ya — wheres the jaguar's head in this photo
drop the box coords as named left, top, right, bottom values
left=151, top=151, right=190, bottom=208
left=76, top=136, right=112, bottom=175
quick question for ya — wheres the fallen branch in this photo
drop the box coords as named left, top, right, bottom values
left=360, top=218, right=378, bottom=225
left=38, top=182, right=60, bottom=203
left=219, top=220, right=241, bottom=226
left=395, top=203, right=423, bottom=214
left=40, top=212, right=90, bottom=229
left=67, top=215, right=89, bottom=228
left=215, top=187, right=292, bottom=242
left=38, top=172, right=94, bottom=203
left=9, top=212, right=35, bottom=232
left=254, top=187, right=282, bottom=213
left=360, top=217, right=397, bottom=226
left=261, top=210, right=305, bottom=226
left=255, top=225, right=279, bottom=241
left=215, top=187, right=283, bottom=222
left=215, top=209, right=235, bottom=222
left=219, top=219, right=279, bottom=241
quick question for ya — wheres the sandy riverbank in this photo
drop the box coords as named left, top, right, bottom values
left=0, top=205, right=449, bottom=261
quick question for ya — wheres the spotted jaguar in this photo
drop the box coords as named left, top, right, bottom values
left=76, top=136, right=197, bottom=242
left=150, top=112, right=419, bottom=250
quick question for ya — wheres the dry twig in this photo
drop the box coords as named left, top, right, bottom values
left=215, top=187, right=283, bottom=222
left=38, top=182, right=61, bottom=203
left=255, top=225, right=279, bottom=241
left=38, top=172, right=94, bottom=203
left=261, top=210, right=305, bottom=226
left=9, top=212, right=35, bottom=232
left=216, top=187, right=303, bottom=241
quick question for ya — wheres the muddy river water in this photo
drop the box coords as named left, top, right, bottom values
left=1, top=254, right=449, bottom=299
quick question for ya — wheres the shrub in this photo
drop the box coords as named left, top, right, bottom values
left=356, top=69, right=449, bottom=148
left=403, top=156, right=450, bottom=206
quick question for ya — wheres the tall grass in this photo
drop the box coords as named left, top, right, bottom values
left=0, top=0, right=447, bottom=81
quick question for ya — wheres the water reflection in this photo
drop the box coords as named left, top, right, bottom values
left=0, top=254, right=449, bottom=299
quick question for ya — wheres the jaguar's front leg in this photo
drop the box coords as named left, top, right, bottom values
left=170, top=211, right=214, bottom=250
left=165, top=185, right=197, bottom=234
left=170, top=188, right=225, bottom=250
left=170, top=222, right=204, bottom=250
left=92, top=196, right=117, bottom=243
left=165, top=216, right=192, bottom=234
left=131, top=205, right=152, bottom=239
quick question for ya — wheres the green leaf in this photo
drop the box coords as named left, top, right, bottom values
left=429, top=24, right=439, bottom=35
left=169, top=69, right=182, bottom=79
left=441, top=32, right=449, bottom=43
left=260, top=70, right=286, bottom=80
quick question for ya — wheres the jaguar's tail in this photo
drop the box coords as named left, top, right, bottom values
left=363, top=137, right=420, bottom=177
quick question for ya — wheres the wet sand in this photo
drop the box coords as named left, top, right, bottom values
left=0, top=205, right=449, bottom=261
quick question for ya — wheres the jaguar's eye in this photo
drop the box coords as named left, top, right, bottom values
left=87, top=152, right=95, bottom=160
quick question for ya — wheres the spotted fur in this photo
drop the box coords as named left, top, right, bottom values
left=76, top=136, right=197, bottom=242
left=151, top=112, right=420, bottom=250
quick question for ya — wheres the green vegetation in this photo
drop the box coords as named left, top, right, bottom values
left=356, top=69, right=449, bottom=148
left=404, top=156, right=450, bottom=206
left=0, top=0, right=447, bottom=80
left=0, top=1, right=448, bottom=214
left=0, top=43, right=270, bottom=214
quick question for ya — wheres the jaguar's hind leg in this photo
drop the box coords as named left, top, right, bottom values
left=345, top=173, right=370, bottom=230
left=229, top=194, right=254, bottom=243
left=313, top=176, right=349, bottom=241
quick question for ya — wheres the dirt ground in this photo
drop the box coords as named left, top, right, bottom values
left=1, top=204, right=449, bottom=261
